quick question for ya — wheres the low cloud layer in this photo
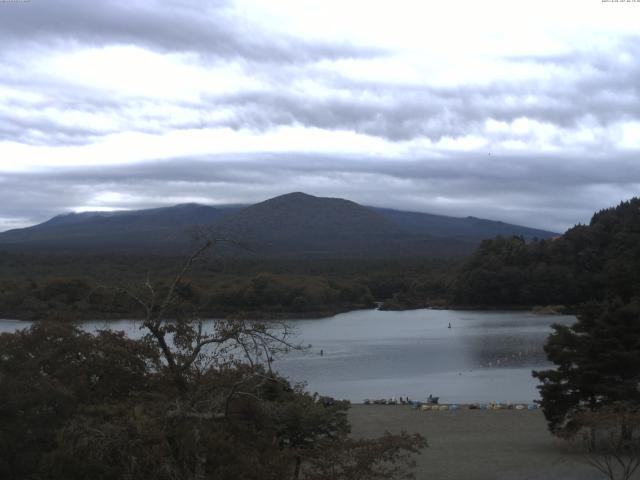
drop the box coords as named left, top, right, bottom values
left=1, top=0, right=639, bottom=233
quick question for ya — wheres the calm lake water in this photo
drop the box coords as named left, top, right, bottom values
left=0, top=309, right=574, bottom=404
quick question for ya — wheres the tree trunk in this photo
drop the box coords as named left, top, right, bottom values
left=621, top=423, right=632, bottom=445
left=194, top=425, right=207, bottom=480
left=293, top=456, right=301, bottom=480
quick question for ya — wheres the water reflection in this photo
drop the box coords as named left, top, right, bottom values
left=0, top=309, right=575, bottom=403
left=272, top=309, right=575, bottom=403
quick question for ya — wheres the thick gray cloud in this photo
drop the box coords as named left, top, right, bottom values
left=0, top=1, right=639, bottom=234
left=203, top=41, right=640, bottom=142
left=0, top=0, right=379, bottom=62
left=4, top=38, right=639, bottom=147
left=2, top=153, right=639, bottom=233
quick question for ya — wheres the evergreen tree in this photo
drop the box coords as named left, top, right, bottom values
left=533, top=299, right=640, bottom=436
left=453, top=197, right=640, bottom=307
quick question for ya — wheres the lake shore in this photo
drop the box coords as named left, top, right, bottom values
left=380, top=302, right=574, bottom=315
left=0, top=306, right=360, bottom=323
left=348, top=404, right=601, bottom=480
left=4, top=309, right=573, bottom=404
left=1, top=302, right=574, bottom=323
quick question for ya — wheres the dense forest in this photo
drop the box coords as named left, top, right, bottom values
left=451, top=198, right=640, bottom=308
left=0, top=254, right=454, bottom=320
left=3, top=198, right=640, bottom=320
left=0, top=244, right=426, bottom=479
left=2, top=198, right=640, bottom=478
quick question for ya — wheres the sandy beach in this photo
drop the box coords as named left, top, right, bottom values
left=348, top=405, right=609, bottom=480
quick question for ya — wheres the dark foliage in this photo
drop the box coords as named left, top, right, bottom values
left=0, top=242, right=426, bottom=479
left=453, top=198, right=640, bottom=307
left=0, top=324, right=425, bottom=480
left=0, top=322, right=158, bottom=479
left=0, top=254, right=457, bottom=320
left=533, top=299, right=640, bottom=436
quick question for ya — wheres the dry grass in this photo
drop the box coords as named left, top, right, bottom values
left=348, top=405, right=611, bottom=480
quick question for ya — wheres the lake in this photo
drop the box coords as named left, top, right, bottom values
left=273, top=309, right=575, bottom=403
left=0, top=309, right=574, bottom=404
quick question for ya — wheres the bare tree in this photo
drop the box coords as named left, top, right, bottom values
left=83, top=236, right=427, bottom=480
left=106, top=237, right=305, bottom=479
left=574, top=405, right=640, bottom=480
left=112, top=237, right=299, bottom=423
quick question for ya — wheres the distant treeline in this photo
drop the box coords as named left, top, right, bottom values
left=6, top=198, right=635, bottom=320
left=451, top=198, right=640, bottom=308
left=0, top=254, right=455, bottom=320
left=0, top=274, right=373, bottom=321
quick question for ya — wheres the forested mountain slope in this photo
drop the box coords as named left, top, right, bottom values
left=452, top=198, right=640, bottom=307
left=0, top=192, right=556, bottom=258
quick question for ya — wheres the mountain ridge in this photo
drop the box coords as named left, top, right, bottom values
left=0, top=193, right=558, bottom=257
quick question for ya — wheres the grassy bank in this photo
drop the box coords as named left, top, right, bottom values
left=348, top=405, right=603, bottom=480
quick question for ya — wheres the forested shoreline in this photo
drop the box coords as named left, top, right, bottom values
left=3, top=199, right=640, bottom=479
left=0, top=243, right=427, bottom=479
left=452, top=198, right=640, bottom=307
left=3, top=198, right=640, bottom=321
left=0, top=254, right=455, bottom=321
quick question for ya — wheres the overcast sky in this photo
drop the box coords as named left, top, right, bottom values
left=1, top=0, right=639, bottom=233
